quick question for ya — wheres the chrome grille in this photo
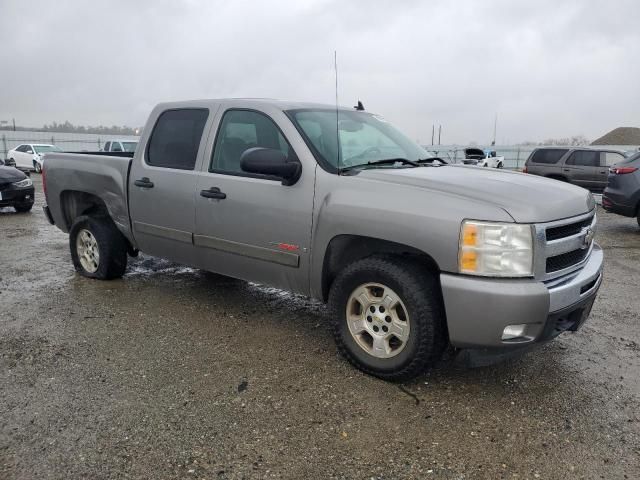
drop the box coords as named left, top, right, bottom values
left=533, top=211, right=596, bottom=281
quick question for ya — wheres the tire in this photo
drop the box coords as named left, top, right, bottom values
left=69, top=215, right=127, bottom=279
left=34, top=161, right=42, bottom=173
left=13, top=203, right=33, bottom=213
left=497, top=162, right=503, bottom=169
left=329, top=255, right=447, bottom=381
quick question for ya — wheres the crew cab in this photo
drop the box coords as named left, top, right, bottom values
left=42, top=99, right=604, bottom=381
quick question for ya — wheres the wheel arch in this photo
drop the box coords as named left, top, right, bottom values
left=60, top=190, right=136, bottom=254
left=320, top=234, right=440, bottom=302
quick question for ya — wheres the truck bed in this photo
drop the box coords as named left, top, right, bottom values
left=43, top=152, right=134, bottom=242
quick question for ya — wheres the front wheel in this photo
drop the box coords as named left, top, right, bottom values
left=34, top=161, right=42, bottom=173
left=69, top=215, right=128, bottom=279
left=329, top=256, right=447, bottom=381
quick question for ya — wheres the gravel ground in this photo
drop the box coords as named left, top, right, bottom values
left=1, top=176, right=639, bottom=480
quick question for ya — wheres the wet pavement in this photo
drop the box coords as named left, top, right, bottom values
left=1, top=175, right=639, bottom=479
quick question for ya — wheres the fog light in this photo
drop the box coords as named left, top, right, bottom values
left=502, top=324, right=527, bottom=340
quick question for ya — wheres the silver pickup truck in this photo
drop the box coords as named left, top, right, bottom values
left=42, top=99, right=603, bottom=380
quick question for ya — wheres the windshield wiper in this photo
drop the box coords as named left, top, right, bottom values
left=416, top=156, right=448, bottom=165
left=340, top=158, right=420, bottom=172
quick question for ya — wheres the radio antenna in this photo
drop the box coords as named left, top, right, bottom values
left=334, top=50, right=341, bottom=171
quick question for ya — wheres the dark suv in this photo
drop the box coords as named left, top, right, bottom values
left=603, top=152, right=640, bottom=226
left=524, top=147, right=627, bottom=191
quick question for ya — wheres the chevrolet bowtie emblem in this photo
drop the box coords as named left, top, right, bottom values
left=581, top=228, right=594, bottom=249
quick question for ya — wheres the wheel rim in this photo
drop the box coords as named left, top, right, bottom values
left=345, top=283, right=410, bottom=359
left=76, top=229, right=100, bottom=273
left=35, top=163, right=41, bottom=172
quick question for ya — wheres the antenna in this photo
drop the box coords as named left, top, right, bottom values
left=334, top=50, right=341, bottom=171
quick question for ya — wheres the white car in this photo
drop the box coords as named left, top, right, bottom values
left=102, top=140, right=138, bottom=153
left=7, top=144, right=63, bottom=172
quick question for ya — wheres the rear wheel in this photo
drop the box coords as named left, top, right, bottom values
left=329, top=256, right=447, bottom=381
left=69, top=215, right=127, bottom=279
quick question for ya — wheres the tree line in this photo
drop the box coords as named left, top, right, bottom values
left=0, top=121, right=140, bottom=135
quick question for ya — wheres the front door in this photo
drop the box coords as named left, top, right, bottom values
left=128, top=107, right=213, bottom=266
left=194, top=108, right=314, bottom=294
left=14, top=145, right=33, bottom=169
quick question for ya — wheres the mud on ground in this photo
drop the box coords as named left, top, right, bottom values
left=1, top=176, right=639, bottom=479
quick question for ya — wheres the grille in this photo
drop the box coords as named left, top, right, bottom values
left=546, top=249, right=589, bottom=273
left=546, top=217, right=593, bottom=241
left=0, top=182, right=12, bottom=192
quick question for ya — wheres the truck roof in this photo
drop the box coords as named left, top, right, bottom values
left=154, top=98, right=359, bottom=113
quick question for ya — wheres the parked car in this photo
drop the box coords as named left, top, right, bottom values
left=602, top=151, right=640, bottom=226
left=0, top=158, right=16, bottom=167
left=102, top=140, right=138, bottom=153
left=42, top=99, right=602, bottom=381
left=7, top=144, right=63, bottom=172
left=523, top=147, right=627, bottom=191
left=0, top=163, right=34, bottom=212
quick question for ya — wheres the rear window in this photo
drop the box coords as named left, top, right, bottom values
left=617, top=151, right=640, bottom=165
left=529, top=149, right=568, bottom=164
left=146, top=108, right=209, bottom=170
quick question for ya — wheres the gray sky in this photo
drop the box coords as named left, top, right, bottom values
left=1, top=0, right=638, bottom=144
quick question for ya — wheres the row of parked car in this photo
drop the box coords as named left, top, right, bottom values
left=5, top=140, right=139, bottom=173
left=524, top=146, right=640, bottom=226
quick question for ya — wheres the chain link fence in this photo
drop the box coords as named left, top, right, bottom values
left=424, top=145, right=640, bottom=170
left=1, top=131, right=139, bottom=160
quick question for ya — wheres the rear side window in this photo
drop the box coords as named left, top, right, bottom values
left=566, top=150, right=599, bottom=167
left=146, top=108, right=209, bottom=170
left=603, top=151, right=625, bottom=167
left=104, top=141, right=111, bottom=151
left=529, top=149, right=567, bottom=164
left=111, top=142, right=123, bottom=152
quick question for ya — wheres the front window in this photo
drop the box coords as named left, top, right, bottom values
left=33, top=145, right=62, bottom=154
left=287, top=109, right=429, bottom=170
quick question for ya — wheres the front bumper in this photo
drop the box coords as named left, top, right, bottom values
left=0, top=185, right=35, bottom=207
left=440, top=244, right=603, bottom=349
left=602, top=192, right=636, bottom=217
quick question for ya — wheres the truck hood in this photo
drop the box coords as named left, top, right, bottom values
left=358, top=165, right=595, bottom=223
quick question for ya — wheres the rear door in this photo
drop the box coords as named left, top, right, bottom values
left=193, top=106, right=315, bottom=294
left=562, top=150, right=600, bottom=189
left=14, top=145, right=32, bottom=168
left=128, top=107, right=214, bottom=266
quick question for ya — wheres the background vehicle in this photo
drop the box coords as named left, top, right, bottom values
left=524, top=147, right=627, bottom=191
left=7, top=144, right=62, bottom=172
left=102, top=140, right=138, bottom=153
left=0, top=164, right=34, bottom=212
left=479, top=149, right=504, bottom=168
left=603, top=152, right=640, bottom=227
left=42, top=99, right=603, bottom=381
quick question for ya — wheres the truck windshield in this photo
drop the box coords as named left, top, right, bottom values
left=287, top=109, right=430, bottom=171
left=122, top=142, right=138, bottom=152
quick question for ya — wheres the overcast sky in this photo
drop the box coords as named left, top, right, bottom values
left=1, top=0, right=638, bottom=144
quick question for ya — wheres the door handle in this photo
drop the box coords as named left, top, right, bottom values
left=134, top=177, right=154, bottom=188
left=563, top=169, right=570, bottom=172
left=200, top=187, right=227, bottom=200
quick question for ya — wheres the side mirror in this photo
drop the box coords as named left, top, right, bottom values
left=240, top=148, right=301, bottom=186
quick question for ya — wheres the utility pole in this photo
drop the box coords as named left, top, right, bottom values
left=431, top=125, right=435, bottom=146
left=438, top=125, right=442, bottom=145
left=12, top=118, right=16, bottom=132
left=492, top=113, right=497, bottom=146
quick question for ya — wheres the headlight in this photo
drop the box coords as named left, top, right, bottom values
left=459, top=220, right=533, bottom=277
left=13, top=178, right=33, bottom=188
